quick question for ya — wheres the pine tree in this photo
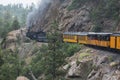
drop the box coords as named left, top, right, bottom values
left=0, top=49, right=4, bottom=67
left=42, top=21, right=65, bottom=80
left=11, top=16, right=20, bottom=30
left=0, top=49, right=25, bottom=80
left=30, top=21, right=66, bottom=80
left=2, top=10, right=12, bottom=37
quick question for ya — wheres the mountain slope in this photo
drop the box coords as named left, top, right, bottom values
left=28, top=0, right=120, bottom=32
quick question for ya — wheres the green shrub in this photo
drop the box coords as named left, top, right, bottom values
left=79, top=53, right=91, bottom=60
left=67, top=0, right=89, bottom=11
left=30, top=42, right=81, bottom=79
left=92, top=25, right=102, bottom=32
left=67, top=0, right=81, bottom=11
left=67, top=0, right=96, bottom=11
left=90, top=0, right=120, bottom=32
left=62, top=43, right=81, bottom=57
left=0, top=49, right=26, bottom=80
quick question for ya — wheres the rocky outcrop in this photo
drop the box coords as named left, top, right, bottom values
left=1, top=28, right=45, bottom=61
left=16, top=76, right=29, bottom=80
left=63, top=48, right=120, bottom=80
left=5, top=28, right=28, bottom=50
left=67, top=59, right=93, bottom=79
left=28, top=0, right=93, bottom=32
left=28, top=0, right=120, bottom=33
left=58, top=2, right=93, bottom=32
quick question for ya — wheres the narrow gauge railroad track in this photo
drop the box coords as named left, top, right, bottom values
left=88, top=46, right=120, bottom=61
left=86, top=45, right=120, bottom=54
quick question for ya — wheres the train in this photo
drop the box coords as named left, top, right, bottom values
left=63, top=32, right=120, bottom=50
left=26, top=30, right=47, bottom=42
left=26, top=30, right=120, bottom=50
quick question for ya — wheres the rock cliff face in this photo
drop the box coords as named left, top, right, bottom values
left=28, top=0, right=92, bottom=32
left=58, top=0, right=93, bottom=32
left=28, top=0, right=120, bottom=32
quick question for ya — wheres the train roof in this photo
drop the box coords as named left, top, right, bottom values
left=63, top=32, right=113, bottom=36
left=88, top=32, right=112, bottom=35
left=63, top=32, right=88, bottom=35
left=112, top=33, right=120, bottom=36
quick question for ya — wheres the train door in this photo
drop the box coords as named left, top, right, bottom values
left=96, top=35, right=101, bottom=46
left=102, top=35, right=110, bottom=47
left=110, top=36, right=116, bottom=49
left=87, top=34, right=97, bottom=45
left=78, top=35, right=87, bottom=44
left=116, top=37, right=120, bottom=49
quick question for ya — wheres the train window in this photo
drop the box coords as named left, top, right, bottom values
left=67, top=35, right=69, bottom=39
left=94, top=35, right=97, bottom=40
left=97, top=35, right=110, bottom=41
left=88, top=35, right=97, bottom=40
left=64, top=35, right=68, bottom=39
left=88, top=36, right=92, bottom=40
left=97, top=35, right=103, bottom=41
left=70, top=35, right=75, bottom=39
left=69, top=35, right=71, bottom=39
left=78, top=36, right=86, bottom=40
left=103, top=36, right=110, bottom=41
left=64, top=35, right=75, bottom=39
left=106, top=36, right=109, bottom=41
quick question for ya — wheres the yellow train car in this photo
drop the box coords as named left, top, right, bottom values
left=63, top=32, right=120, bottom=50
left=87, top=32, right=97, bottom=45
left=63, top=32, right=78, bottom=43
left=87, top=33, right=111, bottom=47
left=116, top=36, right=120, bottom=50
left=63, top=32, right=88, bottom=44
left=110, top=33, right=120, bottom=50
left=96, top=33, right=111, bottom=47
left=77, top=32, right=88, bottom=44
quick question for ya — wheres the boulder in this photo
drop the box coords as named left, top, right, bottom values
left=95, top=56, right=110, bottom=67
left=67, top=59, right=93, bottom=79
left=109, top=61, right=120, bottom=67
left=102, top=70, right=120, bottom=80
left=4, top=28, right=29, bottom=50
left=16, top=76, right=29, bottom=80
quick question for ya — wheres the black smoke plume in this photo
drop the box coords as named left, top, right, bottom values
left=27, top=0, right=52, bottom=31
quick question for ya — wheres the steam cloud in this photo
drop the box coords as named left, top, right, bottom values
left=27, top=0, right=52, bottom=31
